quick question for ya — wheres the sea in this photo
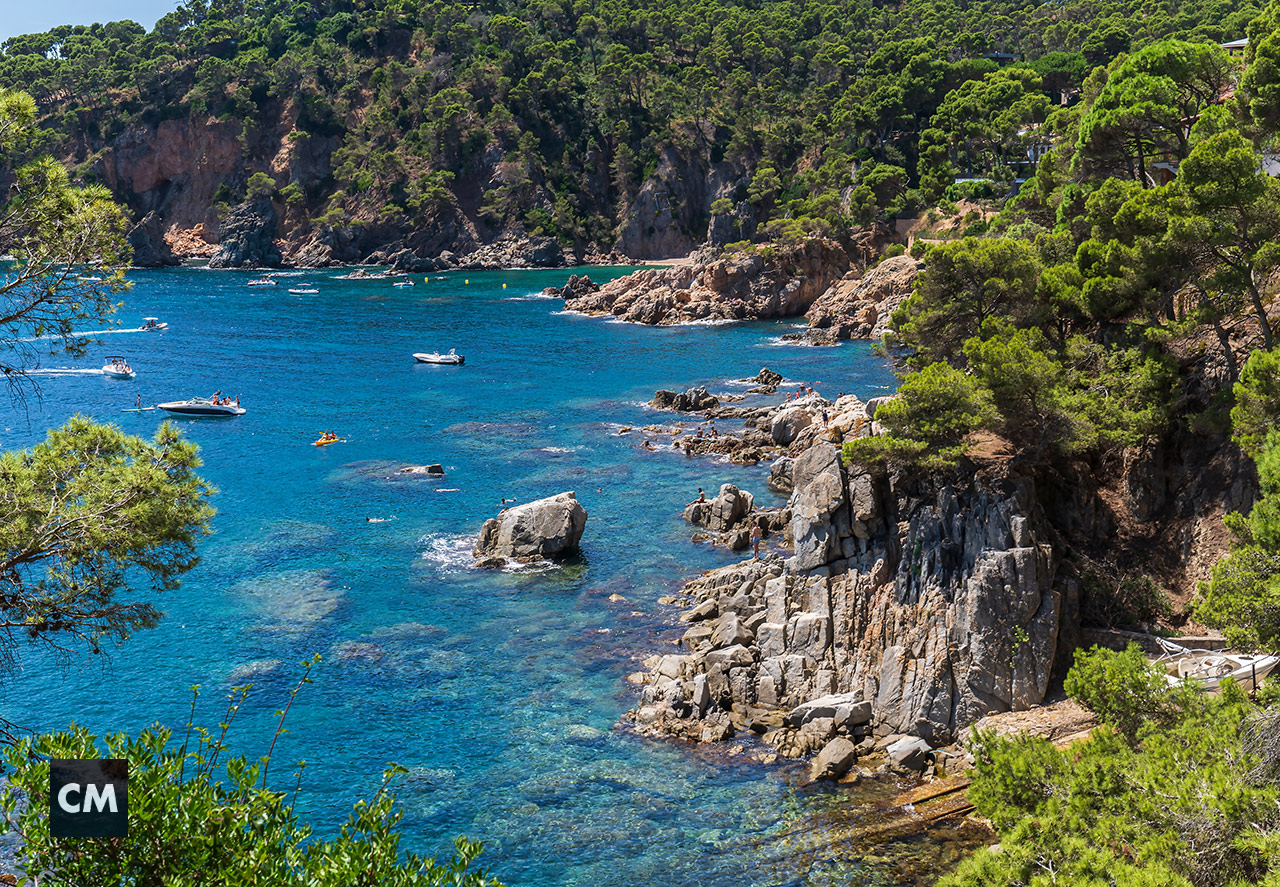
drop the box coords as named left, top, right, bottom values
left=0, top=265, right=983, bottom=885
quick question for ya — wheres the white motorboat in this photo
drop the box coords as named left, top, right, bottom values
left=247, top=278, right=277, bottom=287
left=288, top=287, right=319, bottom=294
left=392, top=279, right=415, bottom=287
left=158, top=397, right=246, bottom=418
left=101, top=356, right=135, bottom=379
left=1156, top=638, right=1280, bottom=693
left=413, top=349, right=465, bottom=365
left=139, top=317, right=168, bottom=331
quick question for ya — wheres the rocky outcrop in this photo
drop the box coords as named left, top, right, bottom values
left=684, top=484, right=755, bottom=532
left=652, top=386, right=719, bottom=412
left=127, top=211, right=179, bottom=267
left=474, top=491, right=587, bottom=564
left=208, top=197, right=282, bottom=268
left=795, top=255, right=921, bottom=343
left=543, top=275, right=599, bottom=300
left=633, top=422, right=1071, bottom=749
left=564, top=239, right=851, bottom=325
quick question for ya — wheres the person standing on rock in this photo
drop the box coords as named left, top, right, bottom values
left=751, top=521, right=764, bottom=559
left=822, top=410, right=829, bottom=427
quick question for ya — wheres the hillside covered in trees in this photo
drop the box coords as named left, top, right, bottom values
left=0, top=0, right=1265, bottom=263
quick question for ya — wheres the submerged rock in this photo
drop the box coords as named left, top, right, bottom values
left=474, top=491, right=587, bottom=562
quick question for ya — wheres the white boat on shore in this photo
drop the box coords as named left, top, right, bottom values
left=158, top=397, right=245, bottom=418
left=139, top=317, right=167, bottom=331
left=101, top=356, right=135, bottom=379
left=1156, top=638, right=1280, bottom=693
left=413, top=349, right=465, bottom=365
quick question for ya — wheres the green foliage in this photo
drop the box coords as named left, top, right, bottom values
left=893, top=236, right=1042, bottom=365
left=246, top=170, right=278, bottom=198
left=1198, top=425, right=1280, bottom=649
left=1081, top=572, right=1173, bottom=629
left=948, top=662, right=1273, bottom=887
left=1232, top=346, right=1280, bottom=458
left=0, top=0, right=1259, bottom=249
left=1064, top=644, right=1188, bottom=741
left=842, top=362, right=995, bottom=471
left=1, top=89, right=130, bottom=378
left=0, top=687, right=504, bottom=885
left=965, top=729, right=1064, bottom=830
left=0, top=416, right=215, bottom=662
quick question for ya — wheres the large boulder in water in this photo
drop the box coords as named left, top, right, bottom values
left=652, top=385, right=719, bottom=412
left=474, top=491, right=587, bottom=562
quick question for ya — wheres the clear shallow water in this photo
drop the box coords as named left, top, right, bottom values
left=0, top=266, right=978, bottom=885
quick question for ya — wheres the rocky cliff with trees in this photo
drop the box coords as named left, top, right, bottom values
left=0, top=0, right=1261, bottom=266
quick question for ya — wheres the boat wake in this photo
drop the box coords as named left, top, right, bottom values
left=19, top=327, right=147, bottom=343
left=24, top=367, right=108, bottom=376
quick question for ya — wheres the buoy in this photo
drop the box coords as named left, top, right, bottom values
left=465, top=279, right=470, bottom=284
left=424, top=277, right=429, bottom=284
left=502, top=283, right=507, bottom=289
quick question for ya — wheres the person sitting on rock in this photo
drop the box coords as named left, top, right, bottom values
left=689, top=488, right=706, bottom=506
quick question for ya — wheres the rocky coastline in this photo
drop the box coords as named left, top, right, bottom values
left=616, top=358, right=1249, bottom=782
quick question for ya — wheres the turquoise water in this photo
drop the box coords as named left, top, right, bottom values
left=0, top=266, right=975, bottom=885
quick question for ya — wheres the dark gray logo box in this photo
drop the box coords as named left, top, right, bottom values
left=49, top=759, right=128, bottom=838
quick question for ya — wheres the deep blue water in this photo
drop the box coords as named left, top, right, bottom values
left=0, top=266, right=974, bottom=885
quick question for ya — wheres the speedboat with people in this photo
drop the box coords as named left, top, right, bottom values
left=392, top=278, right=415, bottom=287
left=101, top=356, right=135, bottom=379
left=413, top=349, right=465, bottom=365
left=139, top=317, right=167, bottom=331
left=158, top=397, right=245, bottom=418
left=247, top=277, right=277, bottom=287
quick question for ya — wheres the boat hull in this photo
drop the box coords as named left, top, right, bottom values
left=158, top=401, right=245, bottom=418
left=413, top=353, right=465, bottom=365
left=102, top=369, right=136, bottom=379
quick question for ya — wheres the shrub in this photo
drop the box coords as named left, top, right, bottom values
left=1063, top=644, right=1182, bottom=741
left=0, top=678, right=504, bottom=886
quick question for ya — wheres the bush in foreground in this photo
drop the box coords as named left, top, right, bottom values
left=0, top=684, right=503, bottom=886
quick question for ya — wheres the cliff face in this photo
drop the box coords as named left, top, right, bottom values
left=613, top=145, right=752, bottom=260
left=87, top=110, right=764, bottom=268
left=635, top=431, right=1070, bottom=747
left=94, top=117, right=244, bottom=237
